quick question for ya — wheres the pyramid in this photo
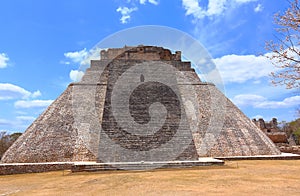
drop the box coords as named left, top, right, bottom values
left=1, top=46, right=280, bottom=163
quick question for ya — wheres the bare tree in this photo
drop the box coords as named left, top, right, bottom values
left=265, top=0, right=300, bottom=89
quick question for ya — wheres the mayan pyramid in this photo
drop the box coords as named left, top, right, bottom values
left=1, top=46, right=280, bottom=163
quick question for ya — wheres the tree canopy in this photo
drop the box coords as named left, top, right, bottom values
left=0, top=131, right=22, bottom=160
left=265, top=0, right=300, bottom=89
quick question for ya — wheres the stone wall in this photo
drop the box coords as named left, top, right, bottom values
left=0, top=163, right=72, bottom=175
left=252, top=118, right=279, bottom=133
left=252, top=118, right=288, bottom=144
left=100, top=45, right=181, bottom=61
left=279, top=145, right=300, bottom=154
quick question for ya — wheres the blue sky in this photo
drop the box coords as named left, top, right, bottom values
left=0, top=0, right=299, bottom=133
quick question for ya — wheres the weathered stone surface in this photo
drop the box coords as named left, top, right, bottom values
left=252, top=118, right=288, bottom=144
left=267, top=133, right=288, bottom=143
left=1, top=86, right=97, bottom=163
left=1, top=45, right=280, bottom=164
left=0, top=163, right=72, bottom=175
left=279, top=145, right=300, bottom=154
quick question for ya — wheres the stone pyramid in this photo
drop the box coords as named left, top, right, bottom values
left=1, top=46, right=280, bottom=163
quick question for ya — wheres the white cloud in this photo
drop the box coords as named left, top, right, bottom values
left=0, top=83, right=30, bottom=100
left=16, top=116, right=36, bottom=121
left=63, top=47, right=101, bottom=67
left=213, top=54, right=276, bottom=83
left=116, top=6, right=138, bottom=24
left=69, top=70, right=84, bottom=82
left=235, top=0, right=257, bottom=3
left=0, top=83, right=42, bottom=100
left=148, top=0, right=159, bottom=5
left=14, top=100, right=53, bottom=109
left=254, top=4, right=263, bottom=12
left=207, top=0, right=227, bottom=16
left=0, top=118, right=12, bottom=126
left=0, top=116, right=36, bottom=132
left=256, top=96, right=300, bottom=109
left=64, top=48, right=88, bottom=64
left=15, top=111, right=28, bottom=115
left=232, top=94, right=300, bottom=109
left=0, top=53, right=9, bottom=68
left=232, top=94, right=266, bottom=106
left=116, top=0, right=159, bottom=24
left=82, top=47, right=102, bottom=66
left=63, top=47, right=102, bottom=82
left=182, top=0, right=205, bottom=19
left=182, top=0, right=258, bottom=19
left=139, top=0, right=158, bottom=5
left=31, top=90, right=42, bottom=98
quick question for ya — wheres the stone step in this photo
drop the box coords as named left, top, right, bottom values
left=71, top=159, right=224, bottom=172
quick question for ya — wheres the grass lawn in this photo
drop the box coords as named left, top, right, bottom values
left=0, top=160, right=300, bottom=196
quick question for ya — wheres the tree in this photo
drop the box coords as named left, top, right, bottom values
left=0, top=131, right=22, bottom=160
left=265, top=0, right=300, bottom=89
left=288, top=118, right=300, bottom=144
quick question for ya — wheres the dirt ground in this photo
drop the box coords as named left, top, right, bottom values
left=0, top=160, right=300, bottom=196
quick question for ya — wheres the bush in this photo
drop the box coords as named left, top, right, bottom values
left=0, top=131, right=22, bottom=160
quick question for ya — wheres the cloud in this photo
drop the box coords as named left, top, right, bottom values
left=232, top=94, right=300, bottom=109
left=63, top=47, right=101, bottom=67
left=63, top=47, right=102, bottom=82
left=115, top=0, right=159, bottom=24
left=182, top=0, right=257, bottom=19
left=212, top=47, right=299, bottom=84
left=235, top=0, right=257, bottom=3
left=116, top=6, right=138, bottom=24
left=182, top=0, right=205, bottom=19
left=255, top=96, right=300, bottom=109
left=0, top=83, right=41, bottom=100
left=0, top=83, right=31, bottom=100
left=254, top=4, right=263, bottom=12
left=69, top=70, right=84, bottom=82
left=0, top=53, right=9, bottom=68
left=14, top=100, right=53, bottom=109
left=31, top=90, right=42, bottom=98
left=0, top=118, right=12, bottom=126
left=148, top=0, right=159, bottom=5
left=213, top=54, right=276, bottom=83
left=64, top=48, right=88, bottom=64
left=139, top=0, right=159, bottom=5
left=232, top=94, right=266, bottom=106
left=206, top=0, right=227, bottom=17
left=0, top=116, right=36, bottom=132
left=81, top=47, right=102, bottom=66
left=181, top=0, right=261, bottom=55
left=16, top=116, right=36, bottom=121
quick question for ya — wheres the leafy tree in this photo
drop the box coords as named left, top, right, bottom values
left=265, top=0, right=300, bottom=89
left=0, top=131, right=22, bottom=160
left=289, top=118, right=300, bottom=144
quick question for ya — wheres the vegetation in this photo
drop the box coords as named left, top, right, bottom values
left=280, top=118, right=300, bottom=144
left=0, top=131, right=22, bottom=160
left=265, top=0, right=300, bottom=89
left=289, top=118, right=300, bottom=144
